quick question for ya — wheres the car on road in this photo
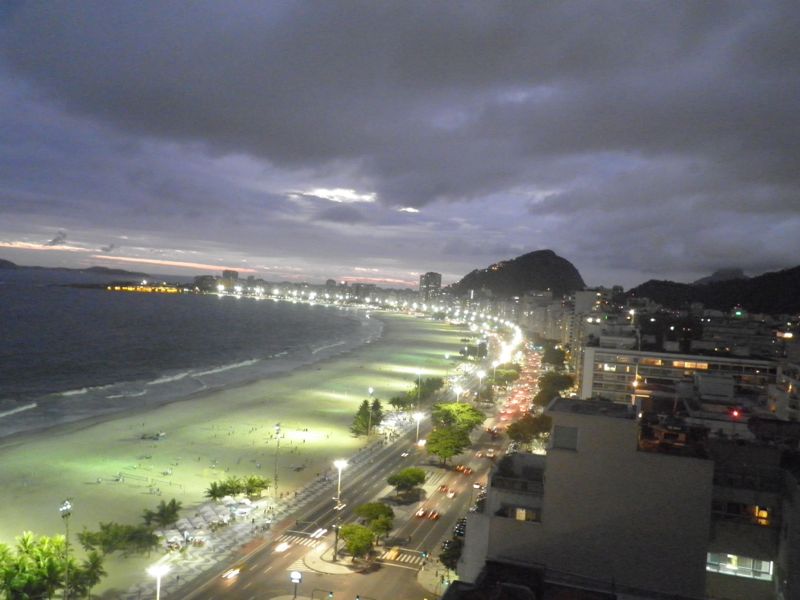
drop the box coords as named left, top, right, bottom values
left=446, top=489, right=456, bottom=498
left=428, top=510, right=441, bottom=520
left=401, top=450, right=410, bottom=457
left=438, top=484, right=449, bottom=493
left=462, top=466, right=474, bottom=476
left=441, top=539, right=455, bottom=550
left=221, top=566, right=242, bottom=579
left=415, top=507, right=428, bottom=518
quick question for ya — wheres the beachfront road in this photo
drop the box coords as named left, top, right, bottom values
left=181, top=422, right=494, bottom=600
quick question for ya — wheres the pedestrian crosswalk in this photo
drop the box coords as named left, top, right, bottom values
left=377, top=547, right=426, bottom=566
left=286, top=557, right=307, bottom=572
left=277, top=533, right=321, bottom=549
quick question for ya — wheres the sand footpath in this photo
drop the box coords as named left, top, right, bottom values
left=0, top=312, right=467, bottom=593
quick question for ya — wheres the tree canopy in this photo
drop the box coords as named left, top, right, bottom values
left=339, top=524, right=373, bottom=559
left=431, top=403, right=485, bottom=431
left=426, top=427, right=471, bottom=464
left=78, top=522, right=159, bottom=557
left=205, top=475, right=270, bottom=500
left=142, top=498, right=182, bottom=528
left=355, top=503, right=395, bottom=540
left=0, top=532, right=106, bottom=599
left=492, top=368, right=520, bottom=386
left=439, top=537, right=463, bottom=570
left=387, top=467, right=426, bottom=493
left=388, top=377, right=445, bottom=412
left=533, top=372, right=574, bottom=407
left=506, top=414, right=552, bottom=444
left=350, top=399, right=372, bottom=436
left=542, top=345, right=566, bottom=367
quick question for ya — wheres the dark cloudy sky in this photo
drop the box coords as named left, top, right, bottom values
left=1, top=2, right=799, bottom=288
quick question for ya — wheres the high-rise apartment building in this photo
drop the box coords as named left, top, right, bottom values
left=419, top=271, right=442, bottom=301
left=456, top=397, right=800, bottom=600
left=580, top=346, right=777, bottom=405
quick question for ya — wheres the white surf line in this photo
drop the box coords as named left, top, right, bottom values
left=0, top=402, right=37, bottom=419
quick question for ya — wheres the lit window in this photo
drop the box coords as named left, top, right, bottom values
left=707, top=553, right=773, bottom=581
left=754, top=506, right=770, bottom=526
left=514, top=507, right=539, bottom=522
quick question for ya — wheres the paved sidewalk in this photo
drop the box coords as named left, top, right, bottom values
left=303, top=542, right=366, bottom=574
left=417, top=557, right=457, bottom=599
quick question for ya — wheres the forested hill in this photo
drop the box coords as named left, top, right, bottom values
left=628, top=265, right=800, bottom=314
left=448, top=249, right=585, bottom=298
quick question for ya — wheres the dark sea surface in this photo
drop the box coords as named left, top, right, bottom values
left=0, top=268, right=381, bottom=437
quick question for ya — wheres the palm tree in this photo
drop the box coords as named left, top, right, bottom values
left=73, top=550, right=106, bottom=595
left=205, top=481, right=225, bottom=501
left=223, top=476, right=244, bottom=496
left=244, top=476, right=270, bottom=497
left=37, top=554, right=63, bottom=600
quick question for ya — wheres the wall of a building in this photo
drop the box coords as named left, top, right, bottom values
left=485, top=411, right=714, bottom=598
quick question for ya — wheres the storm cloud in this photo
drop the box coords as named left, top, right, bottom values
left=1, top=2, right=799, bottom=286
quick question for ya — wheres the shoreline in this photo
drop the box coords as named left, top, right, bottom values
left=0, top=311, right=468, bottom=595
left=0, top=302, right=382, bottom=443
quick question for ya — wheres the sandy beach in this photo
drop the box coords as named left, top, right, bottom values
left=0, top=311, right=467, bottom=594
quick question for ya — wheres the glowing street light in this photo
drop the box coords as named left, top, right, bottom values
left=413, top=412, right=424, bottom=442
left=147, top=564, right=170, bottom=600
left=333, top=459, right=348, bottom=505
left=274, top=423, right=281, bottom=500
left=60, top=499, right=72, bottom=600
left=454, top=385, right=464, bottom=403
left=332, top=459, right=348, bottom=562
left=477, top=369, right=486, bottom=388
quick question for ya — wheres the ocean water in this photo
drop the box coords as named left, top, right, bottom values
left=0, top=268, right=381, bottom=437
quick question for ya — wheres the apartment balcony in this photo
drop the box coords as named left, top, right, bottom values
left=490, top=475, right=544, bottom=496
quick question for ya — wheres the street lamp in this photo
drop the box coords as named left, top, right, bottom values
left=413, top=412, right=423, bottom=442
left=334, top=459, right=348, bottom=505
left=332, top=459, right=347, bottom=562
left=477, top=369, right=486, bottom=389
left=59, top=499, right=72, bottom=600
left=416, top=370, right=422, bottom=407
left=454, top=385, right=463, bottom=403
left=147, top=564, right=170, bottom=600
left=274, top=423, right=281, bottom=501
left=492, top=360, right=499, bottom=382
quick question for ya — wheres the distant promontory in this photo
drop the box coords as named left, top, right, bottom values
left=448, top=249, right=585, bottom=298
left=0, top=258, right=149, bottom=278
